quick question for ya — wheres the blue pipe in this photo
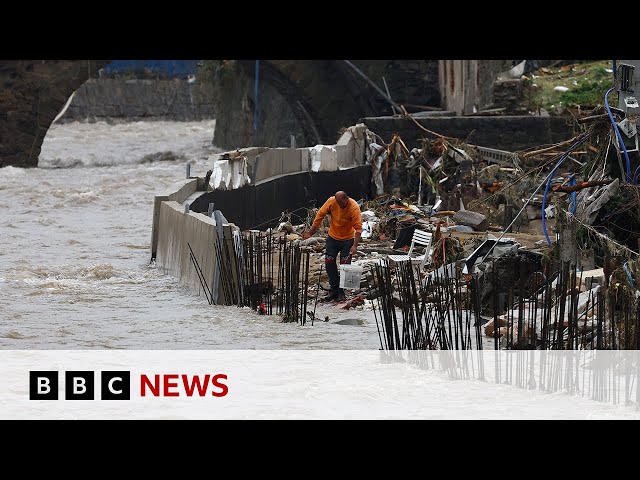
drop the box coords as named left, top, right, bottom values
left=541, top=134, right=590, bottom=246
left=604, top=86, right=632, bottom=183
left=613, top=60, right=617, bottom=81
left=569, top=175, right=577, bottom=215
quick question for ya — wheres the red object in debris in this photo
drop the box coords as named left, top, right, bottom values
left=339, top=295, right=366, bottom=310
left=434, top=222, right=442, bottom=242
left=259, top=303, right=266, bottom=315
left=480, top=181, right=502, bottom=193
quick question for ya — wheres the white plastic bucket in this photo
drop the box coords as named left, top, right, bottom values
left=339, top=264, right=363, bottom=289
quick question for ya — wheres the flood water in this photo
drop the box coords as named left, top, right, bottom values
left=0, top=119, right=381, bottom=349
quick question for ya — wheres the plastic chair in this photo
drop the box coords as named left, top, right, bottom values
left=388, top=229, right=433, bottom=266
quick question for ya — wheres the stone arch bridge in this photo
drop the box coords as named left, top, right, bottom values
left=0, top=59, right=508, bottom=167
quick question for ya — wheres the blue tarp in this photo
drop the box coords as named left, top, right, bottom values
left=102, top=60, right=201, bottom=78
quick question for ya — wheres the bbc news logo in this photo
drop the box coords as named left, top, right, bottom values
left=29, top=371, right=229, bottom=400
left=30, top=371, right=130, bottom=400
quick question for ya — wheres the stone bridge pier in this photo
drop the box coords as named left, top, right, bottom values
left=0, top=60, right=107, bottom=168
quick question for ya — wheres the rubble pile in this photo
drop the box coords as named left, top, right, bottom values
left=357, top=103, right=640, bottom=348
left=231, top=94, right=640, bottom=348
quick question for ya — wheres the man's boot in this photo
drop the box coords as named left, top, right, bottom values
left=322, top=288, right=339, bottom=302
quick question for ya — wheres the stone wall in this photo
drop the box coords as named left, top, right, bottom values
left=61, top=78, right=217, bottom=122
left=0, top=60, right=107, bottom=168
left=210, top=60, right=441, bottom=151
left=359, top=115, right=574, bottom=152
left=493, top=78, right=532, bottom=114
left=210, top=66, right=305, bottom=150
left=360, top=60, right=441, bottom=114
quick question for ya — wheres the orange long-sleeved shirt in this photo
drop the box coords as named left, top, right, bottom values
left=312, top=197, right=362, bottom=241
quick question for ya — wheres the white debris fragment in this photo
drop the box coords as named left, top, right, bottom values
left=309, top=145, right=337, bottom=172
left=544, top=205, right=555, bottom=218
left=361, top=210, right=378, bottom=222
left=361, top=221, right=376, bottom=239
left=210, top=155, right=251, bottom=190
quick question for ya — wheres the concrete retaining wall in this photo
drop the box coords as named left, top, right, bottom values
left=211, top=123, right=367, bottom=189
left=156, top=201, right=217, bottom=301
left=252, top=148, right=311, bottom=182
left=155, top=200, right=238, bottom=304
left=359, top=115, right=574, bottom=152
left=189, top=166, right=371, bottom=231
left=150, top=179, right=198, bottom=260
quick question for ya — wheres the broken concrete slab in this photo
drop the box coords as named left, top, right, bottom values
left=337, top=123, right=366, bottom=146
left=309, top=145, right=338, bottom=172
left=452, top=210, right=489, bottom=231
left=210, top=157, right=251, bottom=190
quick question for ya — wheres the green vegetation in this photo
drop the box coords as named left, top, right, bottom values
left=528, top=60, right=616, bottom=113
left=197, top=60, right=238, bottom=84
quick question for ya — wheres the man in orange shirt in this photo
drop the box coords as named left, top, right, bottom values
left=302, top=191, right=362, bottom=301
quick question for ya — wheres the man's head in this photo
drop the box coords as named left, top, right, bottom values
left=335, top=191, right=349, bottom=208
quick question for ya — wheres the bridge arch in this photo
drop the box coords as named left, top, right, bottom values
left=0, top=60, right=108, bottom=168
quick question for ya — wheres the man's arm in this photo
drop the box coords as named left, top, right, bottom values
left=307, top=225, right=319, bottom=237
left=351, top=231, right=362, bottom=255
left=350, top=205, right=363, bottom=255
left=303, top=199, right=331, bottom=238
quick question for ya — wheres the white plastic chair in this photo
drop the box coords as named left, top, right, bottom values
left=388, top=228, right=433, bottom=266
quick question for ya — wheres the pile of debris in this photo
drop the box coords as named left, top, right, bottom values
left=354, top=98, right=640, bottom=348
left=222, top=94, right=640, bottom=347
